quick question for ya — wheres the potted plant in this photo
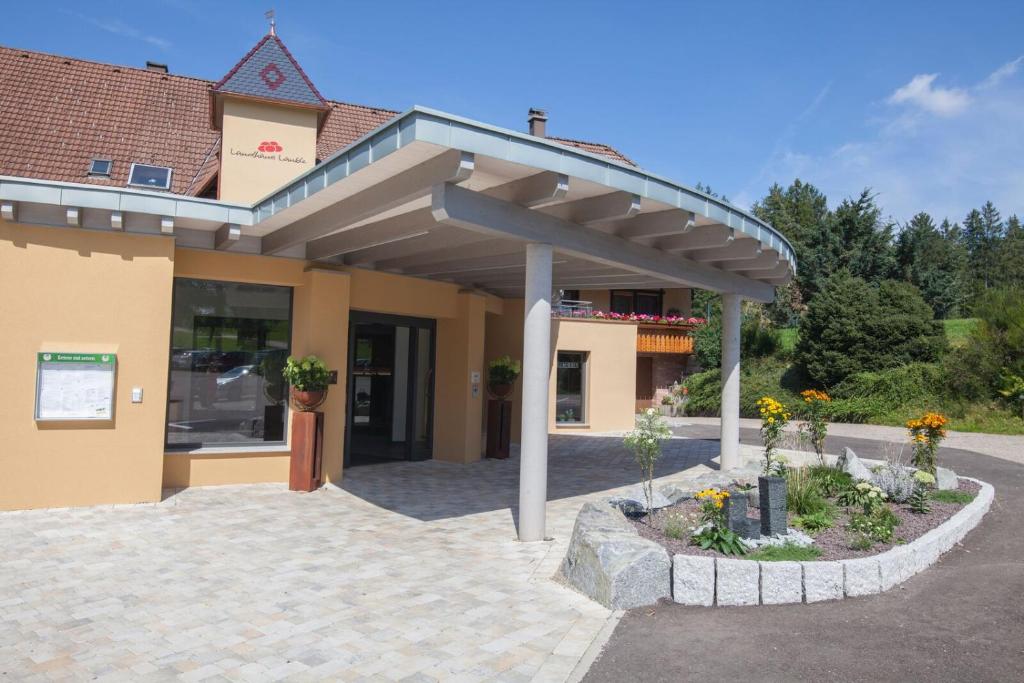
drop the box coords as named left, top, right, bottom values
left=487, top=355, right=521, bottom=399
left=282, top=355, right=331, bottom=411
left=659, top=394, right=675, bottom=416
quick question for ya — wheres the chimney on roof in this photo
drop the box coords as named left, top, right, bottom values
left=146, top=61, right=168, bottom=74
left=528, top=108, right=547, bottom=138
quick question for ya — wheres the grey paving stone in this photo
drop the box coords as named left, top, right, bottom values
left=760, top=561, right=802, bottom=605
left=672, top=555, right=715, bottom=606
left=843, top=557, right=882, bottom=597
left=715, top=559, right=759, bottom=606
left=802, top=561, right=844, bottom=603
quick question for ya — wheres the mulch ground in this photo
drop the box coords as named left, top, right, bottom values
left=631, top=479, right=981, bottom=561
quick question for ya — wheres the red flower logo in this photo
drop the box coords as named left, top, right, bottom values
left=258, top=141, right=283, bottom=153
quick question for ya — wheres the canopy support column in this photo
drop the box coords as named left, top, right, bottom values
left=720, top=293, right=742, bottom=472
left=518, top=242, right=553, bottom=542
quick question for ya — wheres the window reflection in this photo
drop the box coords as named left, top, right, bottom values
left=166, top=278, right=291, bottom=448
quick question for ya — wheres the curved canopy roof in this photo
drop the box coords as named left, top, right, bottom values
left=0, top=106, right=794, bottom=302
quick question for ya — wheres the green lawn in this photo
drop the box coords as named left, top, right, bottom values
left=943, top=318, right=979, bottom=347
left=778, top=327, right=798, bottom=353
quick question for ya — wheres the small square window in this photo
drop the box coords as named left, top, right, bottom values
left=88, top=158, right=112, bottom=177
left=127, top=163, right=172, bottom=190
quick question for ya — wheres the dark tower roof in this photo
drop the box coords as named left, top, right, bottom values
left=210, top=32, right=330, bottom=129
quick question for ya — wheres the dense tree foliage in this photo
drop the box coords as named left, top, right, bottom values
left=795, top=272, right=945, bottom=387
left=894, top=213, right=969, bottom=318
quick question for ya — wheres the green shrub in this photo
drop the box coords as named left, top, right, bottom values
left=847, top=531, right=874, bottom=551
left=792, top=510, right=834, bottom=534
left=691, top=525, right=747, bottom=556
left=837, top=481, right=887, bottom=514
left=795, top=272, right=945, bottom=387
left=908, top=486, right=931, bottom=514
left=808, top=465, right=853, bottom=497
left=848, top=507, right=900, bottom=543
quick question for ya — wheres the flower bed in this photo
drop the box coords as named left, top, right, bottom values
left=632, top=478, right=981, bottom=562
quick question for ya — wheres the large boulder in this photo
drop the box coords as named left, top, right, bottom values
left=837, top=447, right=873, bottom=482
left=561, top=502, right=671, bottom=609
left=936, top=466, right=958, bottom=491
left=608, top=485, right=672, bottom=516
left=658, top=483, right=696, bottom=505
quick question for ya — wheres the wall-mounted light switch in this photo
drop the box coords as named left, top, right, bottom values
left=131, top=387, right=144, bottom=403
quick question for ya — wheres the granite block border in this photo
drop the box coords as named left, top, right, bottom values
left=667, top=477, right=993, bottom=607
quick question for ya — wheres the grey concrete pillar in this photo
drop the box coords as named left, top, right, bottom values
left=518, top=242, right=553, bottom=542
left=720, top=293, right=742, bottom=471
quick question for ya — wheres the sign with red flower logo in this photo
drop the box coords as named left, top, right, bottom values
left=258, top=141, right=284, bottom=153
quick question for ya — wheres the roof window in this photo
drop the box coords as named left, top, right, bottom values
left=127, top=163, right=172, bottom=190
left=88, top=158, right=112, bottom=177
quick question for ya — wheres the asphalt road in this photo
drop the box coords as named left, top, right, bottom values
left=583, top=428, right=1024, bottom=683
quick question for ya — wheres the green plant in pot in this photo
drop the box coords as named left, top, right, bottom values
left=282, top=355, right=331, bottom=411
left=487, top=355, right=521, bottom=399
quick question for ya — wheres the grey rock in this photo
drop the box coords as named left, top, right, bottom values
left=672, top=555, right=715, bottom=606
left=837, top=447, right=873, bottom=482
left=608, top=485, right=672, bottom=516
left=561, top=502, right=671, bottom=609
left=658, top=483, right=694, bottom=505
left=691, top=472, right=735, bottom=490
left=936, top=466, right=958, bottom=491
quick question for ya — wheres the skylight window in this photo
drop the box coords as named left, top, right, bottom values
left=88, top=158, right=112, bottom=177
left=127, top=163, right=172, bottom=190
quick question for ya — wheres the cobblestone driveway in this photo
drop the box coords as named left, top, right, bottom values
left=0, top=435, right=716, bottom=682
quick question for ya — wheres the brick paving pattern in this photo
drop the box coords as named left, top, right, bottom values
left=0, top=435, right=716, bottom=682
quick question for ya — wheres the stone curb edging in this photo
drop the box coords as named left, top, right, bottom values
left=672, top=477, right=994, bottom=606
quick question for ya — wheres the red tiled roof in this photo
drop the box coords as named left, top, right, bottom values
left=0, top=44, right=634, bottom=199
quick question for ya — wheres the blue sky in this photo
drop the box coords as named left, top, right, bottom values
left=3, top=1, right=1023, bottom=225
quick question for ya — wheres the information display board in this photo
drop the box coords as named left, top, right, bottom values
left=35, top=352, right=116, bottom=421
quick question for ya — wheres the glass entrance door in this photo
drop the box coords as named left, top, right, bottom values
left=346, top=312, right=435, bottom=466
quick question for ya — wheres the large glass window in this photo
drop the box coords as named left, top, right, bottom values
left=556, top=351, right=587, bottom=424
left=610, top=289, right=664, bottom=316
left=166, top=278, right=292, bottom=448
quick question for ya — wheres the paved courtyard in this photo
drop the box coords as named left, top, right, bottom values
left=0, top=435, right=717, bottom=682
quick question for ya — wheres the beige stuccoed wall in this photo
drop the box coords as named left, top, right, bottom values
left=483, top=299, right=525, bottom=444
left=0, top=222, right=175, bottom=510
left=218, top=97, right=318, bottom=204
left=163, top=250, right=351, bottom=488
left=435, top=292, right=487, bottom=463
left=485, top=303, right=641, bottom=438
left=550, top=319, right=638, bottom=432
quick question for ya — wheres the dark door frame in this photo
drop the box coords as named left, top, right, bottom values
left=344, top=310, right=437, bottom=467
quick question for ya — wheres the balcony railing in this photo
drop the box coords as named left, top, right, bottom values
left=636, top=325, right=695, bottom=354
left=552, top=299, right=594, bottom=317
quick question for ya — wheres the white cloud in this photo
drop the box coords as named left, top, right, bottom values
left=63, top=11, right=171, bottom=51
left=980, top=55, right=1023, bottom=89
left=734, top=56, right=1024, bottom=224
left=887, top=74, right=970, bottom=117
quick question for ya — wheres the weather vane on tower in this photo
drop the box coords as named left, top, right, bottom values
left=265, top=9, right=276, bottom=36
